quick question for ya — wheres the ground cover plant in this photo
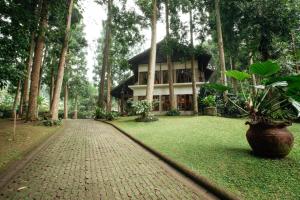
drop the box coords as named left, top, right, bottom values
left=113, top=116, right=300, bottom=200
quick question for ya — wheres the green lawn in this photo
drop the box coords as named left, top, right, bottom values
left=113, top=116, right=300, bottom=200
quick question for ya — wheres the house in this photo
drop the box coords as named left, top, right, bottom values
left=111, top=40, right=214, bottom=115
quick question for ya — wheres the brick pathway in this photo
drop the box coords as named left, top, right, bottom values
left=0, top=120, right=216, bottom=200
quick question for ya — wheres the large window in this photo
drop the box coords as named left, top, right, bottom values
left=153, top=95, right=160, bottom=111
left=155, top=71, right=161, bottom=84
left=162, top=95, right=170, bottom=111
left=139, top=72, right=148, bottom=85
left=138, top=96, right=159, bottom=111
left=176, top=69, right=192, bottom=83
left=162, top=70, right=169, bottom=84
left=138, top=96, right=146, bottom=101
left=177, top=95, right=192, bottom=111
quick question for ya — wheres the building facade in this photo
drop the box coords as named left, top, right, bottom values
left=111, top=40, right=214, bottom=115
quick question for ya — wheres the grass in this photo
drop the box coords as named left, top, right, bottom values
left=0, top=119, right=60, bottom=172
left=113, top=116, right=300, bottom=200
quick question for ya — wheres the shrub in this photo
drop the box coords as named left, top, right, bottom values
left=135, top=114, right=159, bottom=122
left=202, top=95, right=217, bottom=107
left=132, top=100, right=152, bottom=118
left=43, top=119, right=62, bottom=127
left=166, top=109, right=181, bottom=116
left=132, top=100, right=158, bottom=122
left=94, top=107, right=106, bottom=119
left=105, top=111, right=120, bottom=121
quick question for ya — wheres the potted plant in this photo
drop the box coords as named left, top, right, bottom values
left=202, top=95, right=218, bottom=116
left=217, top=61, right=300, bottom=158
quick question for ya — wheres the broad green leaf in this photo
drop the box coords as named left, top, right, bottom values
left=249, top=60, right=280, bottom=77
left=226, top=70, right=251, bottom=81
left=289, top=98, right=300, bottom=117
left=202, top=83, right=230, bottom=92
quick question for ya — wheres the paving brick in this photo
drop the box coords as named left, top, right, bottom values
left=0, top=120, right=214, bottom=200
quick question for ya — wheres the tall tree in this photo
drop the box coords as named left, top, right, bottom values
left=98, top=0, right=113, bottom=109
left=189, top=8, right=198, bottom=114
left=146, top=0, right=158, bottom=104
left=51, top=0, right=74, bottom=120
left=165, top=0, right=175, bottom=110
left=27, top=0, right=49, bottom=121
left=214, top=0, right=228, bottom=88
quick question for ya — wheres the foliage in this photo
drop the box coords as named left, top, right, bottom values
left=166, top=109, right=181, bottom=116
left=94, top=107, right=120, bottom=121
left=223, top=60, right=300, bottom=124
left=43, top=119, right=62, bottom=127
left=105, top=111, right=120, bottom=121
left=132, top=100, right=158, bottom=122
left=201, top=95, right=217, bottom=107
left=95, top=107, right=107, bottom=120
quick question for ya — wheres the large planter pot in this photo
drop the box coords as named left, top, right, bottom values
left=204, top=107, right=217, bottom=116
left=246, top=122, right=294, bottom=158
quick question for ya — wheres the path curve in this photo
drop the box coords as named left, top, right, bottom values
left=0, top=120, right=217, bottom=200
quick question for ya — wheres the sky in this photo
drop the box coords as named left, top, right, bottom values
left=80, top=0, right=166, bottom=82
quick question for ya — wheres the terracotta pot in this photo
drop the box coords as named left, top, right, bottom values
left=246, top=122, right=294, bottom=158
left=204, top=107, right=217, bottom=116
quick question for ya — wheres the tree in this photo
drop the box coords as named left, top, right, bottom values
left=51, top=0, right=74, bottom=120
left=27, top=0, right=49, bottom=121
left=214, top=0, right=227, bottom=88
left=146, top=0, right=158, bottom=104
left=165, top=0, right=175, bottom=110
left=98, top=0, right=113, bottom=110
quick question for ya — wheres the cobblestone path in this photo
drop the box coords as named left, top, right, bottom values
left=0, top=120, right=215, bottom=200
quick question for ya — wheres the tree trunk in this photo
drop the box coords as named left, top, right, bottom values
left=49, top=64, right=55, bottom=111
left=19, top=85, right=24, bottom=116
left=27, top=0, right=49, bottom=121
left=189, top=9, right=198, bottom=114
left=165, top=0, right=175, bottom=110
left=99, top=0, right=113, bottom=109
left=73, top=95, right=78, bottom=119
left=146, top=0, right=157, bottom=104
left=12, top=80, right=21, bottom=118
left=106, top=61, right=112, bottom=112
left=51, top=0, right=74, bottom=120
left=21, top=32, right=35, bottom=116
left=64, top=83, right=68, bottom=119
left=215, top=0, right=228, bottom=87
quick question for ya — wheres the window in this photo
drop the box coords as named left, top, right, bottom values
left=177, top=95, right=192, bottom=111
left=139, top=72, right=148, bottom=85
left=155, top=71, right=161, bottom=84
left=162, top=70, right=169, bottom=84
left=176, top=69, right=192, bottom=83
left=162, top=95, right=170, bottom=111
left=138, top=96, right=146, bottom=101
left=153, top=95, right=160, bottom=111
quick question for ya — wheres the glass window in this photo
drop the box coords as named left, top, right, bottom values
left=162, top=70, right=169, bottom=84
left=153, top=95, right=160, bottom=111
left=155, top=71, right=161, bottom=84
left=177, top=95, right=192, bottom=111
left=138, top=96, right=146, bottom=101
left=176, top=69, right=192, bottom=83
left=162, top=95, right=170, bottom=111
left=139, top=72, right=148, bottom=85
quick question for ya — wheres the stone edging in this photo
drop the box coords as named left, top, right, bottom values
left=0, top=123, right=65, bottom=189
left=99, top=119, right=240, bottom=200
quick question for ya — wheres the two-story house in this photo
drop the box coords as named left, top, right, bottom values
left=111, top=40, right=214, bottom=115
